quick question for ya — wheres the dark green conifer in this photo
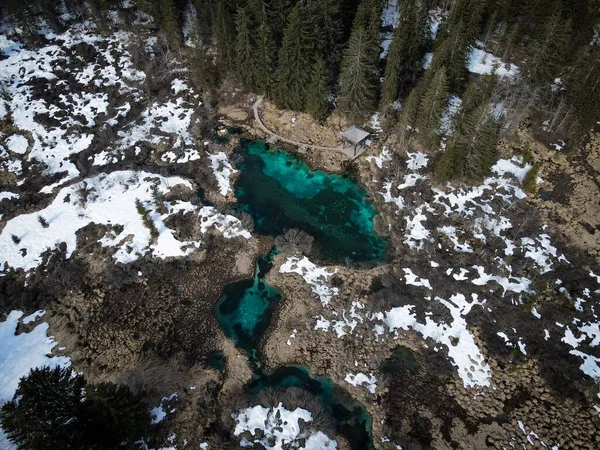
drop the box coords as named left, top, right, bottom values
left=0, top=366, right=85, bottom=450
left=398, top=80, right=426, bottom=131
left=416, top=67, right=449, bottom=149
left=0, top=366, right=150, bottom=450
left=310, top=0, right=344, bottom=82
left=436, top=102, right=501, bottom=181
left=212, top=0, right=236, bottom=69
left=234, top=6, right=258, bottom=90
left=338, top=24, right=378, bottom=122
left=273, top=4, right=314, bottom=110
left=380, top=0, right=430, bottom=108
left=306, top=57, right=330, bottom=121
left=429, top=29, right=470, bottom=93
left=249, top=0, right=276, bottom=95
left=525, top=9, right=572, bottom=85
left=157, top=0, right=181, bottom=47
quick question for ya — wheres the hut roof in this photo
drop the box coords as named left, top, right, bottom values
left=342, top=125, right=370, bottom=145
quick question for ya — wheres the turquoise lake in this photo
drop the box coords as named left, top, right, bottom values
left=233, top=140, right=387, bottom=265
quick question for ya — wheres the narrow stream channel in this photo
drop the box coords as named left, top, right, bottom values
left=214, top=140, right=386, bottom=449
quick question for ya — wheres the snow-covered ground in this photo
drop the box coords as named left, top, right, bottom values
left=0, top=26, right=147, bottom=191
left=276, top=146, right=599, bottom=397
left=0, top=310, right=70, bottom=449
left=234, top=403, right=337, bottom=450
left=0, top=171, right=250, bottom=271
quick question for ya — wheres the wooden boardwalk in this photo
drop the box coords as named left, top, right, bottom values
left=252, top=97, right=366, bottom=159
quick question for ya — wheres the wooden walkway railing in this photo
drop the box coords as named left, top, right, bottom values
left=252, top=97, right=365, bottom=158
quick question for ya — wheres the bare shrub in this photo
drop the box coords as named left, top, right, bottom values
left=253, top=387, right=333, bottom=434
left=275, top=229, right=314, bottom=255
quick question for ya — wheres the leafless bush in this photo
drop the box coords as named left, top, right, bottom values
left=274, top=229, right=314, bottom=255
left=253, top=387, right=333, bottom=434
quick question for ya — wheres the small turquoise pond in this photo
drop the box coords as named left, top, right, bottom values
left=233, top=141, right=387, bottom=264
left=215, top=251, right=281, bottom=366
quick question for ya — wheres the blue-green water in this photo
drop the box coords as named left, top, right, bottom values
left=214, top=141, right=381, bottom=449
left=215, top=251, right=281, bottom=367
left=214, top=251, right=373, bottom=450
left=234, top=141, right=387, bottom=264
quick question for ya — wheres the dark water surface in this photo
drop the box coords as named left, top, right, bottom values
left=215, top=251, right=374, bottom=450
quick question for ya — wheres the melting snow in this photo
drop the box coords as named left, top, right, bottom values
left=208, top=152, right=237, bottom=196
left=234, top=403, right=337, bottom=450
left=366, top=147, right=392, bottom=169
left=279, top=256, right=339, bottom=306
left=382, top=293, right=491, bottom=387
left=467, top=47, right=519, bottom=77
left=345, top=372, right=378, bottom=394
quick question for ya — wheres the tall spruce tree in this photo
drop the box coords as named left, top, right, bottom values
left=157, top=0, right=181, bottom=47
left=525, top=8, right=572, bottom=85
left=212, top=0, right=236, bottom=70
left=451, top=74, right=497, bottom=130
left=0, top=366, right=85, bottom=449
left=416, top=67, right=449, bottom=149
left=310, top=0, right=344, bottom=82
left=436, top=102, right=501, bottom=181
left=235, top=6, right=258, bottom=91
left=380, top=0, right=430, bottom=108
left=0, top=366, right=150, bottom=450
left=250, top=0, right=276, bottom=94
left=567, top=45, right=600, bottom=132
left=306, top=57, right=330, bottom=121
left=398, top=80, right=426, bottom=131
left=429, top=29, right=470, bottom=93
left=269, top=0, right=295, bottom=46
left=338, top=24, right=378, bottom=122
left=273, top=4, right=315, bottom=110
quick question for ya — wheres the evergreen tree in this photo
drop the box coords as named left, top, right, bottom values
left=249, top=0, right=276, bottom=94
left=429, top=29, right=470, bottom=93
left=80, top=383, right=150, bottom=448
left=567, top=46, right=600, bottom=132
left=451, top=74, right=497, bottom=130
left=380, top=0, right=430, bottom=108
left=436, top=102, right=501, bottom=181
left=416, top=67, right=449, bottom=149
left=0, top=366, right=85, bottom=450
left=398, top=80, right=426, bottom=130
left=306, top=57, right=330, bottom=121
left=234, top=6, right=258, bottom=90
left=157, top=0, right=181, bottom=47
left=310, top=0, right=344, bottom=82
left=273, top=4, right=315, bottom=110
left=212, top=0, right=236, bottom=69
left=269, top=0, right=295, bottom=46
left=192, top=0, right=214, bottom=42
left=338, top=24, right=378, bottom=122
left=525, top=9, right=572, bottom=85
left=0, top=366, right=150, bottom=450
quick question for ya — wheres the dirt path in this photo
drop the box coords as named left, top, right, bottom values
left=252, top=97, right=366, bottom=159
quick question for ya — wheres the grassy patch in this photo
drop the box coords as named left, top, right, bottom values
left=523, top=164, right=539, bottom=194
